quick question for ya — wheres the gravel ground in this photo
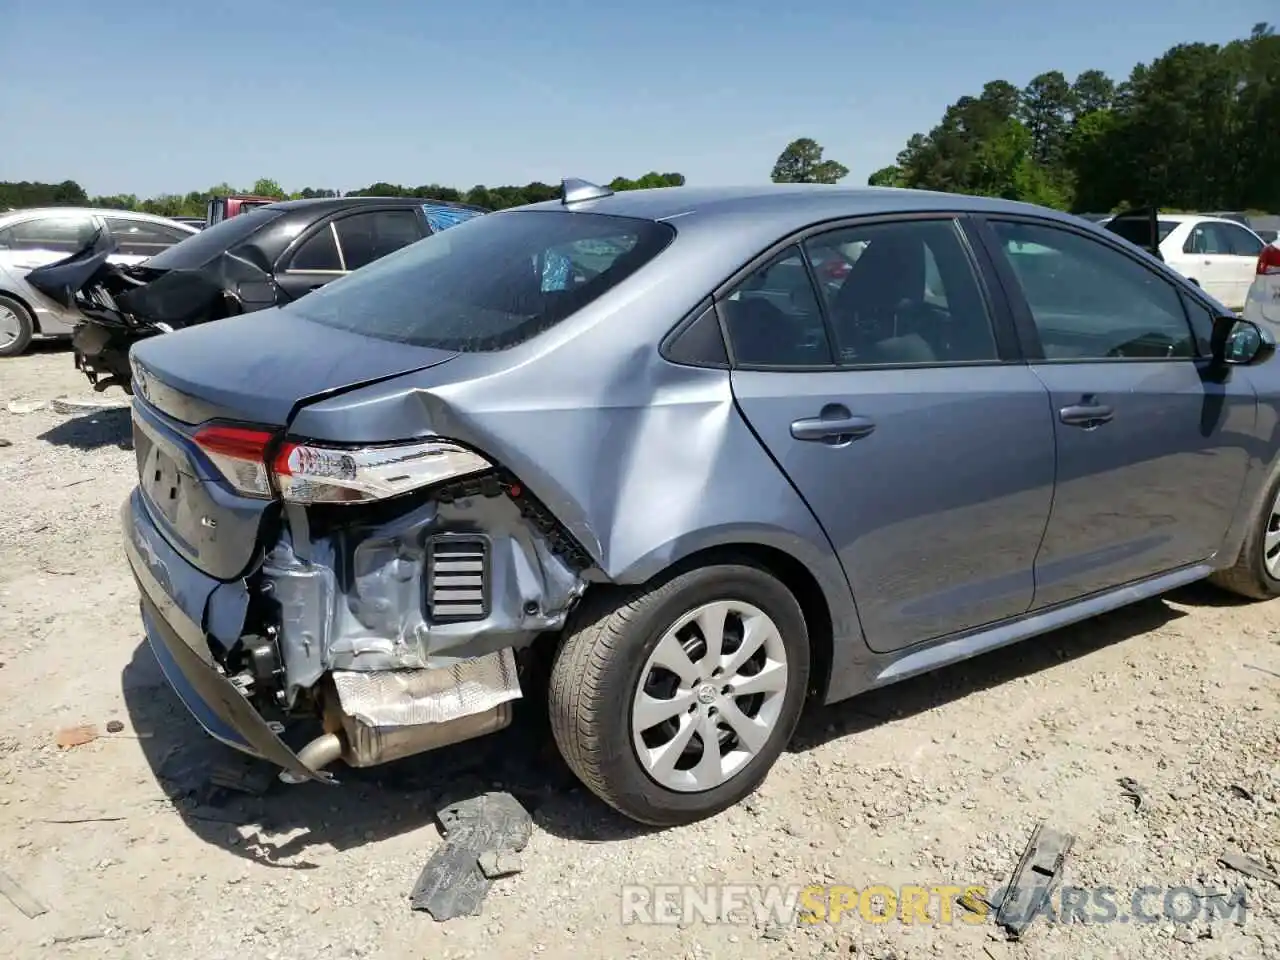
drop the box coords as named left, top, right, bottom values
left=0, top=344, right=1277, bottom=960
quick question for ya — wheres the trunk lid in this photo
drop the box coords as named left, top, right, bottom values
left=129, top=309, right=458, bottom=427
left=130, top=311, right=458, bottom=580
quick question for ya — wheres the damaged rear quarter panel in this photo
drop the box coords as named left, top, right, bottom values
left=282, top=242, right=866, bottom=700
left=264, top=478, right=585, bottom=700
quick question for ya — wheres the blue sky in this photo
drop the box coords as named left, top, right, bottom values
left=0, top=0, right=1271, bottom=197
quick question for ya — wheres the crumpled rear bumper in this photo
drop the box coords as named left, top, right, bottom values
left=120, top=491, right=332, bottom=784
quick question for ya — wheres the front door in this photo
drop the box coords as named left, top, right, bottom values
left=726, top=218, right=1056, bottom=653
left=981, top=217, right=1255, bottom=607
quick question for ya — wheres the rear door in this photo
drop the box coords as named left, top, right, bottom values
left=976, top=216, right=1255, bottom=607
left=1179, top=220, right=1242, bottom=306
left=727, top=216, right=1056, bottom=653
left=1216, top=221, right=1267, bottom=310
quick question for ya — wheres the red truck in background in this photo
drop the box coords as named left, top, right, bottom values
left=205, top=195, right=277, bottom=226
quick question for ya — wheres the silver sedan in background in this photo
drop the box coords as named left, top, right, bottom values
left=0, top=207, right=198, bottom=356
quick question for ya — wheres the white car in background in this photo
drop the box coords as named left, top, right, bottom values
left=0, top=207, right=198, bottom=357
left=1102, top=212, right=1267, bottom=312
left=1244, top=240, right=1280, bottom=330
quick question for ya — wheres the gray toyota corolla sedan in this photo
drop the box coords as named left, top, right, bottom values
left=121, top=179, right=1280, bottom=826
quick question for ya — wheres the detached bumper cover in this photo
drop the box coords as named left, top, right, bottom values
left=120, top=491, right=331, bottom=783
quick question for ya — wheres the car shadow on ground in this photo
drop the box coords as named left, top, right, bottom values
left=120, top=640, right=650, bottom=869
left=38, top=406, right=131, bottom=451
left=122, top=593, right=1201, bottom=862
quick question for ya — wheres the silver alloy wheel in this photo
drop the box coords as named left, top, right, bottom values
left=1265, top=487, right=1280, bottom=579
left=631, top=600, right=789, bottom=793
left=0, top=303, right=21, bottom=348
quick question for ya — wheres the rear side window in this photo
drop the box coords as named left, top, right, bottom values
left=105, top=217, right=192, bottom=257
left=290, top=211, right=675, bottom=351
left=333, top=209, right=424, bottom=271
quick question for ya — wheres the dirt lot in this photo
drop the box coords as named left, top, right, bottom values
left=0, top=343, right=1277, bottom=959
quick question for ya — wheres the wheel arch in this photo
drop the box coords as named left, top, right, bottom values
left=602, top=534, right=847, bottom=704
left=0, top=288, right=40, bottom=332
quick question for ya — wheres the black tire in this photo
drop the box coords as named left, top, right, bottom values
left=1210, top=465, right=1280, bottom=600
left=548, top=562, right=810, bottom=827
left=0, top=295, right=35, bottom=358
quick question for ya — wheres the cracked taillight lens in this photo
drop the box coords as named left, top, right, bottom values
left=274, top=438, right=491, bottom=504
left=193, top=426, right=492, bottom=504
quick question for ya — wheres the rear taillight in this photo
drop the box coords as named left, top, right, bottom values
left=193, top=425, right=492, bottom=504
left=1258, top=244, right=1280, bottom=276
left=194, top=425, right=274, bottom=498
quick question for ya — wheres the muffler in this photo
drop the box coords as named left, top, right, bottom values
left=280, top=702, right=512, bottom=783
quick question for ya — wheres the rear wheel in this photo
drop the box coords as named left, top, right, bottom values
left=1210, top=468, right=1280, bottom=599
left=0, top=295, right=34, bottom=358
left=548, top=562, right=809, bottom=826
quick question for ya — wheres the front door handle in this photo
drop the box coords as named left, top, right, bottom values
left=1059, top=403, right=1114, bottom=428
left=790, top=413, right=876, bottom=443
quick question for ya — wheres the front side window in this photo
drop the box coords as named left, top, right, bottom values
left=290, top=210, right=675, bottom=351
left=805, top=219, right=998, bottom=365
left=720, top=245, right=832, bottom=367
left=992, top=220, right=1195, bottom=360
left=0, top=215, right=96, bottom=252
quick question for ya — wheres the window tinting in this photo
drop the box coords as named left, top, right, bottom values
left=290, top=210, right=675, bottom=351
left=144, top=206, right=284, bottom=269
left=105, top=217, right=192, bottom=258
left=0, top=215, right=97, bottom=252
left=289, top=224, right=343, bottom=271
left=721, top=246, right=832, bottom=367
left=805, top=219, right=997, bottom=366
left=1220, top=222, right=1265, bottom=257
left=334, top=209, right=423, bottom=271
left=992, top=220, right=1196, bottom=360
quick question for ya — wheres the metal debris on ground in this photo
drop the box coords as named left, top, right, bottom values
left=992, top=821, right=1075, bottom=940
left=6, top=399, right=46, bottom=414
left=49, top=396, right=130, bottom=415
left=1227, top=784, right=1254, bottom=801
left=105, top=720, right=124, bottom=734
left=1218, top=852, right=1280, bottom=885
left=54, top=724, right=99, bottom=749
left=409, top=791, right=533, bottom=921
left=1118, top=776, right=1147, bottom=810
left=0, top=868, right=48, bottom=918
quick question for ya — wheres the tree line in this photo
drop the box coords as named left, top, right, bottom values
left=866, top=22, right=1278, bottom=213
left=0, top=172, right=687, bottom=217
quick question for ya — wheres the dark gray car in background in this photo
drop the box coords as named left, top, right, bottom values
left=120, top=180, right=1280, bottom=826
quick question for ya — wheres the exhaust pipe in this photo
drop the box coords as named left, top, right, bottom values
left=278, top=702, right=513, bottom=784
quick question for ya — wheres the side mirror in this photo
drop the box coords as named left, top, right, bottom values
left=1212, top=315, right=1275, bottom=366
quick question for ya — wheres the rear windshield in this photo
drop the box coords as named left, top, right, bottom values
left=288, top=210, right=675, bottom=351
left=143, top=206, right=285, bottom=269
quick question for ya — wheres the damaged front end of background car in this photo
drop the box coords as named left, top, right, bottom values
left=26, top=229, right=277, bottom=394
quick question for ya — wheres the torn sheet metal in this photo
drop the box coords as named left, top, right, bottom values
left=994, top=821, right=1075, bottom=939
left=262, top=484, right=585, bottom=703
left=332, top=647, right=521, bottom=727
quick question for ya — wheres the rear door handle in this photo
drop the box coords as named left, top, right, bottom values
left=790, top=414, right=876, bottom=443
left=1059, top=403, right=1114, bottom=428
